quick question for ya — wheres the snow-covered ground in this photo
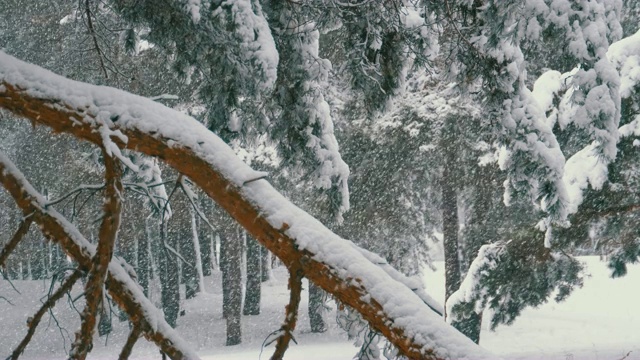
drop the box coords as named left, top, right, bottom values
left=1, top=257, right=639, bottom=359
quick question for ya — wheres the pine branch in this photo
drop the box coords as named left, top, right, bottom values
left=7, top=269, right=82, bottom=360
left=0, top=217, right=33, bottom=268
left=70, top=149, right=123, bottom=360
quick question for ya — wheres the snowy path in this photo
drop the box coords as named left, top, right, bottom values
left=1, top=257, right=639, bottom=359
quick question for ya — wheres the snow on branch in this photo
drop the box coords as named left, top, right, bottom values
left=0, top=51, right=495, bottom=360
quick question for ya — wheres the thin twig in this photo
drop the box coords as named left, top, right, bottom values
left=84, top=0, right=109, bottom=79
left=8, top=269, right=82, bottom=360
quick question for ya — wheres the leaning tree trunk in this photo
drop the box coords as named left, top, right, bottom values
left=243, top=235, right=261, bottom=315
left=220, top=224, right=242, bottom=345
left=0, top=53, right=496, bottom=360
left=0, top=152, right=198, bottom=359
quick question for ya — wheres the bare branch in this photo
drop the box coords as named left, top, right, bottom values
left=270, top=266, right=303, bottom=360
left=178, top=177, right=215, bottom=231
left=0, top=151, right=198, bottom=359
left=118, top=324, right=142, bottom=360
left=0, top=217, right=33, bottom=268
left=84, top=0, right=109, bottom=79
left=8, top=269, right=82, bottom=360
left=70, top=149, right=123, bottom=360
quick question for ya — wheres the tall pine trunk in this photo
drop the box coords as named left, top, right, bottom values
left=220, top=226, right=242, bottom=345
left=243, top=236, right=261, bottom=315
left=260, top=247, right=271, bottom=282
left=171, top=193, right=199, bottom=300
left=138, top=218, right=151, bottom=297
left=158, top=222, right=180, bottom=327
left=191, top=210, right=206, bottom=295
left=442, top=119, right=461, bottom=315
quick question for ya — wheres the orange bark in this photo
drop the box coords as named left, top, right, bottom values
left=70, top=150, right=123, bottom=359
left=271, top=266, right=303, bottom=360
left=0, top=81, right=443, bottom=359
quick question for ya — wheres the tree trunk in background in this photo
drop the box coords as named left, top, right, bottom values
left=442, top=119, right=461, bottom=315
left=30, top=237, right=46, bottom=280
left=243, top=236, right=261, bottom=315
left=309, top=282, right=327, bottom=333
left=171, top=193, right=199, bottom=300
left=452, top=165, right=496, bottom=344
left=191, top=211, right=206, bottom=294
left=198, top=199, right=213, bottom=276
left=220, top=226, right=242, bottom=345
left=158, top=224, right=180, bottom=327
left=260, top=247, right=271, bottom=282
left=138, top=218, right=151, bottom=297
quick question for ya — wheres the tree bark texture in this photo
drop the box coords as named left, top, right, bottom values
left=220, top=226, right=242, bottom=345
left=261, top=247, right=271, bottom=282
left=158, top=222, right=180, bottom=328
left=170, top=192, right=199, bottom=299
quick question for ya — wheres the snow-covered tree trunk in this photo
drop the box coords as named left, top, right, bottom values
left=0, top=52, right=496, bottom=360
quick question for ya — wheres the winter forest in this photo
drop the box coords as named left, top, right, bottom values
left=2, top=0, right=640, bottom=359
